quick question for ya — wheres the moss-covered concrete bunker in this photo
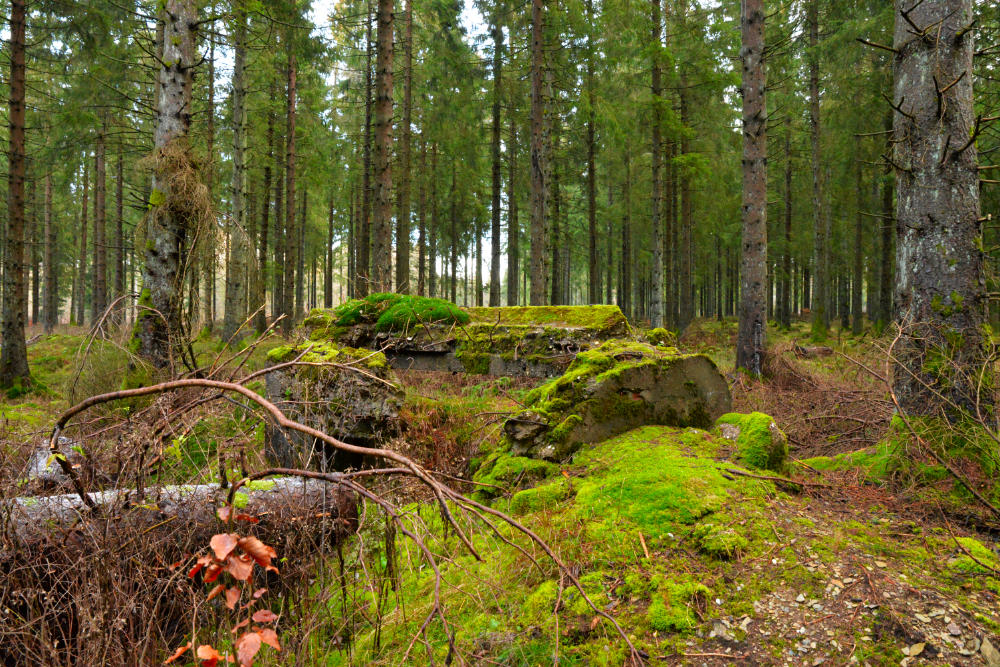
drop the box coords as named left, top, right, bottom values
left=502, top=340, right=733, bottom=461
left=264, top=341, right=403, bottom=469
left=301, top=299, right=634, bottom=379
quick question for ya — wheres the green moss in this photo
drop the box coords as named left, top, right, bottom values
left=267, top=341, right=389, bottom=371
left=647, top=577, right=710, bottom=632
left=572, top=426, right=770, bottom=536
left=455, top=350, right=491, bottom=375
left=692, top=518, right=751, bottom=559
left=645, top=327, right=677, bottom=347
left=715, top=412, right=788, bottom=473
left=246, top=479, right=276, bottom=492
left=465, top=305, right=628, bottom=333
left=509, top=479, right=571, bottom=514
left=308, top=293, right=469, bottom=335
left=949, top=536, right=1000, bottom=574
left=473, top=451, right=558, bottom=494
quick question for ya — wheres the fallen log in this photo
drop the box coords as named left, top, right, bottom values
left=2, top=476, right=358, bottom=547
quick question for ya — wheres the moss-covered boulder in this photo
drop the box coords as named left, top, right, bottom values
left=502, top=341, right=732, bottom=461
left=714, top=412, right=788, bottom=473
left=263, top=342, right=404, bottom=469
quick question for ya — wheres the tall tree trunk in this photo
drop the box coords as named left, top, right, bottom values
left=372, top=0, right=394, bottom=292
left=586, top=0, right=598, bottom=305
left=891, top=0, right=987, bottom=414
left=450, top=160, right=458, bottom=304
left=115, top=149, right=125, bottom=316
left=528, top=0, right=548, bottom=305
left=76, top=159, right=90, bottom=327
left=852, top=142, right=864, bottom=335
left=0, top=0, right=29, bottom=386
left=649, top=0, right=664, bottom=327
left=135, top=0, right=199, bottom=368
left=621, top=154, right=632, bottom=320
left=296, top=189, right=306, bottom=317
left=43, top=174, right=57, bottom=333
left=201, top=30, right=216, bottom=332
left=358, top=1, right=374, bottom=297
left=255, top=92, right=275, bottom=334
left=679, top=75, right=693, bottom=330
left=417, top=138, right=427, bottom=296
left=808, top=0, right=828, bottom=340
left=780, top=130, right=792, bottom=329
left=489, top=3, right=504, bottom=307
left=736, top=0, right=767, bottom=376
left=92, top=120, right=108, bottom=323
left=325, top=194, right=334, bottom=308
left=507, top=119, right=520, bottom=306
left=222, top=3, right=248, bottom=343
left=550, top=160, right=561, bottom=305
left=282, top=31, right=298, bottom=333
left=396, top=0, right=413, bottom=294
left=29, top=176, right=38, bottom=325
left=429, top=146, right=438, bottom=298
left=879, top=112, right=894, bottom=327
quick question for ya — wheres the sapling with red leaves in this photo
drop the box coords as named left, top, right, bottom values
left=164, top=507, right=281, bottom=666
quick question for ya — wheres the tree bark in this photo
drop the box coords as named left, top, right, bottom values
left=679, top=74, right=693, bottom=330
left=43, top=174, right=57, bottom=333
left=649, top=0, right=664, bottom=327
left=852, top=141, right=864, bottom=335
left=115, top=149, right=125, bottom=317
left=372, top=0, right=394, bottom=293
left=507, top=118, right=520, bottom=306
left=256, top=91, right=275, bottom=334
left=135, top=0, right=199, bottom=368
left=325, top=194, right=334, bottom=308
left=586, top=0, right=598, bottom=305
left=417, top=137, right=427, bottom=296
left=281, top=30, right=298, bottom=333
left=92, top=120, right=108, bottom=323
left=780, top=129, right=792, bottom=329
left=891, top=0, right=988, bottom=415
left=808, top=0, right=828, bottom=340
left=528, top=0, right=549, bottom=305
left=358, top=2, right=374, bottom=298
left=489, top=3, right=504, bottom=307
left=75, top=159, right=90, bottom=327
left=395, top=0, right=413, bottom=294
left=222, top=2, right=248, bottom=343
left=735, top=0, right=767, bottom=376
left=201, top=31, right=217, bottom=332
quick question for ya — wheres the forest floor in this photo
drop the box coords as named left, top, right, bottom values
left=1, top=317, right=999, bottom=666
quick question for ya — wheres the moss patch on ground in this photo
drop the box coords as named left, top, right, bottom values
left=267, top=340, right=390, bottom=371
left=328, top=425, right=782, bottom=665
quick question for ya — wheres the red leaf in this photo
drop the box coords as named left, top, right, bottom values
left=226, top=554, right=254, bottom=582
left=164, top=642, right=191, bottom=664
left=252, top=588, right=267, bottom=599
left=188, top=563, right=205, bottom=579
left=237, top=536, right=276, bottom=569
left=204, top=563, right=224, bottom=583
left=236, top=632, right=262, bottom=666
left=230, top=618, right=250, bottom=635
left=197, top=644, right=222, bottom=667
left=251, top=609, right=278, bottom=624
left=225, top=586, right=241, bottom=610
left=217, top=506, right=233, bottom=522
left=210, top=533, right=240, bottom=561
left=235, top=513, right=259, bottom=524
left=206, top=584, right=225, bottom=601
left=259, top=628, right=281, bottom=651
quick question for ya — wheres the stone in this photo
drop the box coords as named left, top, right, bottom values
left=715, top=412, right=789, bottom=473
left=983, top=638, right=1000, bottom=667
left=264, top=342, right=404, bottom=469
left=502, top=340, right=732, bottom=461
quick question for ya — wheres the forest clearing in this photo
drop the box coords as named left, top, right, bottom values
left=1, top=0, right=999, bottom=665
